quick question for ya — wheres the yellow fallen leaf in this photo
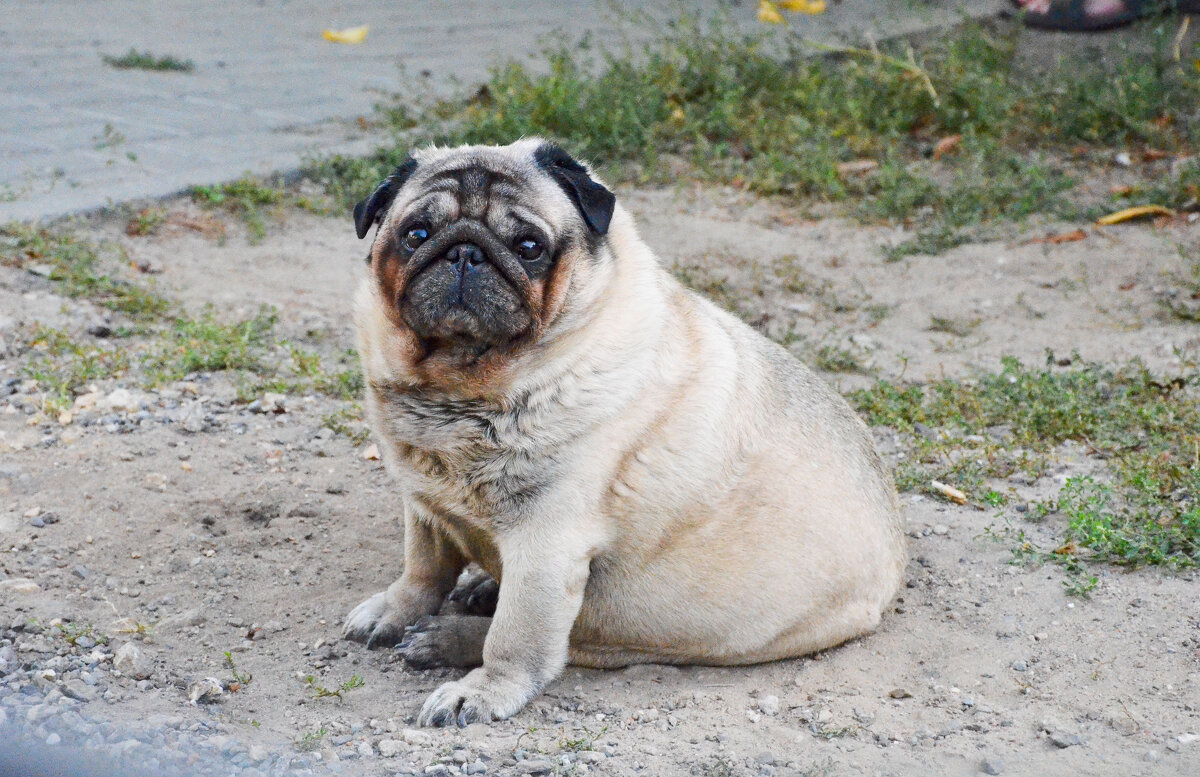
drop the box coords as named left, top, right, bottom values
left=930, top=480, right=968, bottom=505
left=757, top=0, right=784, bottom=24
left=1096, top=205, right=1174, bottom=226
left=323, top=25, right=369, bottom=44
left=779, top=0, right=827, bottom=13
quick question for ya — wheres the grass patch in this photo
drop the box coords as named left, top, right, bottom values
left=102, top=49, right=194, bottom=73
left=306, top=15, right=1198, bottom=254
left=23, top=326, right=132, bottom=414
left=305, top=673, right=364, bottom=700
left=143, top=306, right=277, bottom=384
left=1, top=226, right=169, bottom=318
left=191, top=177, right=288, bottom=243
left=853, top=354, right=1200, bottom=569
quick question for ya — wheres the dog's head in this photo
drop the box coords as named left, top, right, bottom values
left=353, top=139, right=616, bottom=386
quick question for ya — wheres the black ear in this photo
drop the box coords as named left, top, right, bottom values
left=353, top=157, right=419, bottom=240
left=533, top=144, right=616, bottom=236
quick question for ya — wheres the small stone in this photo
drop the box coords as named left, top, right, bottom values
left=179, top=401, right=207, bottom=433
left=62, top=679, right=97, bottom=702
left=187, top=677, right=223, bottom=705
left=1178, top=734, right=1198, bottom=745
left=401, top=729, right=432, bottom=746
left=248, top=745, right=269, bottom=763
left=1010, top=660, right=1027, bottom=672
left=113, top=643, right=152, bottom=679
left=425, top=766, right=452, bottom=777
left=933, top=524, right=949, bottom=535
left=72, top=566, right=90, bottom=580
left=0, top=578, right=40, bottom=594
left=464, top=760, right=487, bottom=775
left=362, top=444, right=381, bottom=461
left=377, top=740, right=405, bottom=758
left=157, top=609, right=207, bottom=631
left=1048, top=731, right=1081, bottom=749
left=853, top=708, right=875, bottom=726
left=517, top=760, right=554, bottom=774
left=757, top=695, right=780, bottom=716
left=46, top=732, right=61, bottom=746
left=634, top=708, right=660, bottom=722
left=754, top=752, right=775, bottom=766
left=888, top=688, right=912, bottom=699
left=981, top=757, right=1004, bottom=775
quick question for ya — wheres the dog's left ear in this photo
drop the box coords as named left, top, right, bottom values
left=353, top=156, right=419, bottom=240
left=534, top=143, right=616, bottom=236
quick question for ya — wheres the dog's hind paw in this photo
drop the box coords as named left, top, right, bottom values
left=397, top=615, right=491, bottom=669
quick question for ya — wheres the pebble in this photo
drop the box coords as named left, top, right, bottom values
left=402, top=728, right=432, bottom=746
left=754, top=752, right=776, bottom=765
left=464, top=760, right=487, bottom=774
left=517, top=759, right=554, bottom=774
left=1048, top=731, right=1081, bottom=749
left=112, top=643, right=152, bottom=679
left=1010, top=660, right=1027, bottom=672
left=981, top=757, right=1004, bottom=775
left=378, top=739, right=406, bottom=757
left=757, top=695, right=780, bottom=716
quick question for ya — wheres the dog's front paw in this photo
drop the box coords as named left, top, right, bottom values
left=343, top=591, right=412, bottom=649
left=417, top=669, right=536, bottom=727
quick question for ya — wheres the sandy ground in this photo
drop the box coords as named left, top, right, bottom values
left=1, top=187, right=1198, bottom=777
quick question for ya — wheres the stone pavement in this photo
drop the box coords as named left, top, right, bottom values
left=0, top=0, right=1003, bottom=223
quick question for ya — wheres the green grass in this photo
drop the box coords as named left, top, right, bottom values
left=23, top=326, right=132, bottom=414
left=102, top=49, right=194, bottom=73
left=143, top=306, right=277, bottom=383
left=3, top=225, right=364, bottom=406
left=191, top=177, right=288, bottom=243
left=305, top=16, right=1198, bottom=254
left=1, top=226, right=170, bottom=318
left=305, top=673, right=364, bottom=700
left=853, top=354, right=1200, bottom=570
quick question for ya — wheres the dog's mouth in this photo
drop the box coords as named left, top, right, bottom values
left=393, top=220, right=540, bottom=351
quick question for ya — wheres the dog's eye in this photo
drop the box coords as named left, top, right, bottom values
left=516, top=237, right=543, bottom=262
left=403, top=226, right=429, bottom=252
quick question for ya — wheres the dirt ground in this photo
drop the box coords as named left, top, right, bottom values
left=1, top=186, right=1198, bottom=777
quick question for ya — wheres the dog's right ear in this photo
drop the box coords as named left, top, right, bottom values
left=353, top=156, right=419, bottom=240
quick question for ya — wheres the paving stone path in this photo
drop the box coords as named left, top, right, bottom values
left=0, top=0, right=1002, bottom=222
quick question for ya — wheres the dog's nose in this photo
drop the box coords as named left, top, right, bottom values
left=445, top=243, right=485, bottom=268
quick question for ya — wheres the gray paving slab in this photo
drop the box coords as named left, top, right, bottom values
left=0, top=0, right=1004, bottom=222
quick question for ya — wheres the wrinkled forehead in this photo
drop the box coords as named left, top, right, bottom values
left=388, top=147, right=578, bottom=237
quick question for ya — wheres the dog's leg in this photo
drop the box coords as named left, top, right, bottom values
left=397, top=614, right=492, bottom=668
left=344, top=509, right=466, bottom=649
left=417, top=521, right=594, bottom=726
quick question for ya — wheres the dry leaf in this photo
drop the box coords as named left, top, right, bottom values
left=930, top=480, right=968, bottom=505
left=1143, top=149, right=1170, bottom=162
left=1096, top=205, right=1174, bottom=226
left=778, top=0, right=827, bottom=12
left=932, top=134, right=962, bottom=161
left=322, top=25, right=369, bottom=44
left=757, top=0, right=784, bottom=24
left=1028, top=229, right=1087, bottom=245
left=836, top=159, right=879, bottom=176
left=1109, top=185, right=1134, bottom=197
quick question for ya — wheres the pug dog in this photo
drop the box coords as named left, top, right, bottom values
left=342, top=138, right=905, bottom=727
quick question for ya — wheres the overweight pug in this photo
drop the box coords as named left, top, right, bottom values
left=342, top=139, right=905, bottom=727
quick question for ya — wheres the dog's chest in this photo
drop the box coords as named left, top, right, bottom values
left=373, top=390, right=570, bottom=520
